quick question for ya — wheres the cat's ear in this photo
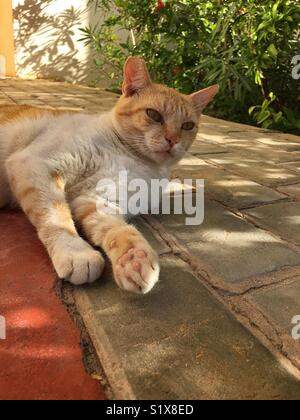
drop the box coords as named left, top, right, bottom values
left=122, top=57, right=152, bottom=97
left=190, top=85, right=219, bottom=114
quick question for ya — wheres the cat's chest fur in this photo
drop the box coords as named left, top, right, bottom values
left=42, top=113, right=170, bottom=210
left=1, top=111, right=170, bottom=213
left=67, top=150, right=168, bottom=216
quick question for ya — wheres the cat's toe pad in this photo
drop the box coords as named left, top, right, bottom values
left=114, top=246, right=159, bottom=294
left=53, top=238, right=105, bottom=285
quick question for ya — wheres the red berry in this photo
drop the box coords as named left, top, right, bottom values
left=155, top=0, right=165, bottom=13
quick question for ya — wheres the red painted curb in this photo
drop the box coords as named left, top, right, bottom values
left=0, top=210, right=106, bottom=400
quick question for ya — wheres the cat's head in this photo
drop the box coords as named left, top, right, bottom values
left=113, top=57, right=219, bottom=165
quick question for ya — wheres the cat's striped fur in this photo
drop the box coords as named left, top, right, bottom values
left=0, top=58, right=218, bottom=294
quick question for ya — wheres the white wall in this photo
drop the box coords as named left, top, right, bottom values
left=13, top=0, right=103, bottom=85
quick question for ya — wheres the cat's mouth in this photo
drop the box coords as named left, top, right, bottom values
left=154, top=150, right=173, bottom=161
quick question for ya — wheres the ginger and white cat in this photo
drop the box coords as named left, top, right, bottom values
left=0, top=58, right=218, bottom=294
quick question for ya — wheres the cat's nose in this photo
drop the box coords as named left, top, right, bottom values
left=165, top=136, right=179, bottom=148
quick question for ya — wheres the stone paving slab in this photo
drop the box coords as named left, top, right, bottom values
left=277, top=184, right=300, bottom=198
left=253, top=133, right=300, bottom=148
left=173, top=155, right=286, bottom=209
left=0, top=78, right=118, bottom=112
left=74, top=256, right=300, bottom=400
left=221, top=140, right=300, bottom=163
left=230, top=278, right=300, bottom=370
left=199, top=126, right=300, bottom=163
left=200, top=122, right=300, bottom=147
left=244, top=202, right=300, bottom=246
left=251, top=279, right=300, bottom=331
left=132, top=218, right=172, bottom=256
left=205, top=153, right=300, bottom=187
left=189, top=138, right=228, bottom=155
left=155, top=198, right=300, bottom=286
left=280, top=161, right=300, bottom=174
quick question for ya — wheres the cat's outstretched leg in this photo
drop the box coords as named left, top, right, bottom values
left=5, top=152, right=105, bottom=285
left=72, top=196, right=160, bottom=294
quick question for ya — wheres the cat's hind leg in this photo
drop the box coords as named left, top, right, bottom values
left=72, top=195, right=160, bottom=294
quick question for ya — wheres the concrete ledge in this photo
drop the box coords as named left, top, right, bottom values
left=74, top=255, right=300, bottom=400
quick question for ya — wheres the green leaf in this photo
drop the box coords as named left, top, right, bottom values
left=257, top=20, right=270, bottom=31
left=284, top=107, right=297, bottom=124
left=272, top=2, right=279, bottom=19
left=267, top=44, right=278, bottom=59
left=257, top=110, right=271, bottom=124
left=262, top=120, right=273, bottom=129
left=255, top=71, right=263, bottom=86
left=262, top=99, right=271, bottom=112
left=269, top=92, right=276, bottom=102
left=267, top=26, right=276, bottom=34
left=249, top=106, right=257, bottom=115
left=274, top=112, right=283, bottom=124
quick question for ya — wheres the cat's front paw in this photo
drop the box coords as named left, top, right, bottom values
left=52, top=237, right=105, bottom=285
left=114, top=244, right=160, bottom=294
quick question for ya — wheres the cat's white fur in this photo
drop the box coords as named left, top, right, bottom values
left=0, top=57, right=218, bottom=294
left=1, top=111, right=168, bottom=207
left=0, top=111, right=166, bottom=292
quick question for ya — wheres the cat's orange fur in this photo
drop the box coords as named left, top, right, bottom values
left=0, top=104, right=66, bottom=123
left=0, top=57, right=218, bottom=294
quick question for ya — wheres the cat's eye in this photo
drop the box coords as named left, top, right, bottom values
left=182, top=121, right=196, bottom=131
left=146, top=108, right=163, bottom=123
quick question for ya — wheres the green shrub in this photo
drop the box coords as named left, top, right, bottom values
left=80, top=0, right=300, bottom=134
